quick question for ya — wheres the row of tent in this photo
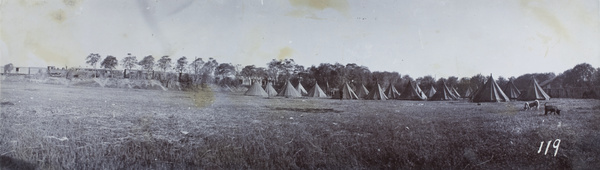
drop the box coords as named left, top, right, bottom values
left=244, top=74, right=550, bottom=102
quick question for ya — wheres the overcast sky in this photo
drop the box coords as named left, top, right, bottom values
left=1, top=0, right=599, bottom=78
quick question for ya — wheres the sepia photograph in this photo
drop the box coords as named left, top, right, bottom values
left=1, top=0, right=599, bottom=169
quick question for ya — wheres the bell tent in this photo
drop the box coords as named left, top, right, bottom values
left=429, top=81, right=456, bottom=101
left=264, top=82, right=278, bottom=97
left=384, top=83, right=401, bottom=99
left=296, top=82, right=308, bottom=96
left=425, top=85, right=437, bottom=98
left=244, top=82, right=268, bottom=97
left=365, top=83, right=388, bottom=100
left=517, top=78, right=550, bottom=101
left=333, top=82, right=359, bottom=99
left=399, top=81, right=427, bottom=100
left=355, top=84, right=370, bottom=99
left=307, top=82, right=328, bottom=98
left=502, top=80, right=521, bottom=100
left=471, top=75, right=510, bottom=102
left=277, top=80, right=302, bottom=98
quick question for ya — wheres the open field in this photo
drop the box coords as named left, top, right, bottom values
left=1, top=80, right=600, bottom=169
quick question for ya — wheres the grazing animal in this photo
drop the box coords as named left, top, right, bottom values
left=544, top=103, right=561, bottom=115
left=524, top=100, right=540, bottom=110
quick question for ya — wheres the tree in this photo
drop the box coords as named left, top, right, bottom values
left=497, top=76, right=508, bottom=87
left=86, top=53, right=101, bottom=68
left=189, top=57, right=205, bottom=84
left=241, top=65, right=267, bottom=81
left=100, top=55, right=118, bottom=70
left=175, top=56, right=188, bottom=74
left=3, top=63, right=14, bottom=73
left=156, top=55, right=172, bottom=73
left=201, top=58, right=219, bottom=84
left=416, top=75, right=436, bottom=90
left=121, top=53, right=138, bottom=70
left=138, top=55, right=155, bottom=79
left=267, top=59, right=303, bottom=84
left=215, top=63, right=236, bottom=81
left=561, top=63, right=596, bottom=87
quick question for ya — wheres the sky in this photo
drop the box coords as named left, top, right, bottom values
left=1, top=0, right=599, bottom=78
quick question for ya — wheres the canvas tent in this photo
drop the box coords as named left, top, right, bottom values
left=244, top=82, right=268, bottom=97
left=277, top=80, right=302, bottom=98
left=471, top=75, right=510, bottom=102
left=517, top=78, right=550, bottom=101
left=333, top=82, right=358, bottom=99
left=384, top=83, right=401, bottom=99
left=355, top=84, right=370, bottom=99
left=451, top=87, right=461, bottom=98
left=502, top=80, right=521, bottom=100
left=425, top=85, right=437, bottom=98
left=264, top=82, right=278, bottom=97
left=399, top=81, right=427, bottom=100
left=463, top=87, right=474, bottom=98
left=296, top=82, right=308, bottom=96
left=416, top=83, right=428, bottom=100
left=429, top=81, right=456, bottom=101
left=365, top=83, right=388, bottom=100
left=307, top=82, right=328, bottom=98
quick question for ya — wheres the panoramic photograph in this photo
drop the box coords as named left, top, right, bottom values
left=1, top=0, right=599, bottom=169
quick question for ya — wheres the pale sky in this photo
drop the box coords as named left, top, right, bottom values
left=1, top=0, right=599, bottom=78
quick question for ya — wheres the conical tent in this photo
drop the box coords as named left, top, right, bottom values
left=384, top=83, right=401, bottom=99
left=416, top=83, right=428, bottom=100
left=425, top=85, right=437, bottom=98
left=333, top=82, right=358, bottom=99
left=355, top=84, right=370, bottom=99
left=365, top=83, right=388, bottom=100
left=307, top=82, right=328, bottom=98
left=502, top=80, right=521, bottom=100
left=277, top=80, right=302, bottom=98
left=296, top=82, right=308, bottom=96
left=264, top=82, right=278, bottom=97
left=471, top=75, right=510, bottom=102
left=244, top=82, right=268, bottom=97
left=399, top=81, right=426, bottom=100
left=429, top=81, right=456, bottom=101
left=463, top=87, right=474, bottom=98
left=451, top=87, right=461, bottom=98
left=517, top=78, right=550, bottom=101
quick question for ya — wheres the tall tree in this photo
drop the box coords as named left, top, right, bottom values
left=100, top=55, right=118, bottom=70
left=189, top=57, right=205, bottom=83
left=86, top=53, right=101, bottom=69
left=175, top=56, right=188, bottom=74
left=121, top=53, right=138, bottom=70
left=201, top=57, right=219, bottom=83
left=156, top=55, right=172, bottom=73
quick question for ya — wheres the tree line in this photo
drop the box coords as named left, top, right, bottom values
left=4, top=54, right=599, bottom=93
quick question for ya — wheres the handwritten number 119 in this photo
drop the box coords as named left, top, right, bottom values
left=538, top=139, right=560, bottom=157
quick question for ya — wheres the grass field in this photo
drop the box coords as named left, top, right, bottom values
left=1, top=79, right=599, bottom=169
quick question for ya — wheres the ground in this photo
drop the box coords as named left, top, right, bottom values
left=1, top=79, right=599, bottom=169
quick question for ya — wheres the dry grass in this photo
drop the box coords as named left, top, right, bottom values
left=1, top=80, right=599, bottom=169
